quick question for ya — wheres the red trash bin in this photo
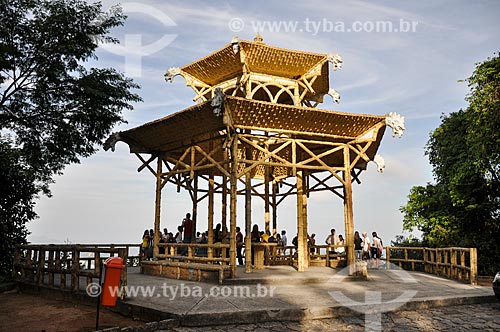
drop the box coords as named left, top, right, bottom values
left=101, top=257, right=124, bottom=307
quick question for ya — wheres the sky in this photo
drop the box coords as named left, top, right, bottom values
left=29, top=0, right=500, bottom=246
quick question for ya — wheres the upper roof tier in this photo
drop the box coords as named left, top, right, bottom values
left=183, top=40, right=326, bottom=85
left=165, top=36, right=343, bottom=107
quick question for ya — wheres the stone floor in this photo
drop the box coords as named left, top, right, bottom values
left=158, top=302, right=500, bottom=332
left=120, top=265, right=495, bottom=326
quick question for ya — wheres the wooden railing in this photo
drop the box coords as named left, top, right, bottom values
left=155, top=242, right=348, bottom=268
left=385, top=247, right=478, bottom=285
left=269, top=244, right=348, bottom=267
left=156, top=243, right=231, bottom=265
left=13, top=244, right=139, bottom=295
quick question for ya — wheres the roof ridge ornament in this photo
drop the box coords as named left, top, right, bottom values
left=253, top=32, right=264, bottom=44
left=231, top=36, right=240, bottom=54
left=327, top=88, right=340, bottom=104
left=327, top=53, right=343, bottom=71
left=373, top=154, right=385, bottom=173
left=385, top=112, right=405, bottom=138
left=103, top=132, right=122, bottom=152
left=211, top=87, right=225, bottom=117
left=165, top=66, right=181, bottom=83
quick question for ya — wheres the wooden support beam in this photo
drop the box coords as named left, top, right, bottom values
left=135, top=153, right=157, bottom=176
left=343, top=146, right=355, bottom=275
left=229, top=156, right=237, bottom=278
left=296, top=170, right=306, bottom=272
left=302, top=172, right=309, bottom=268
left=264, top=164, right=270, bottom=234
left=207, top=173, right=214, bottom=259
left=272, top=181, right=278, bottom=234
left=190, top=146, right=195, bottom=179
left=222, top=175, right=228, bottom=239
left=192, top=175, right=198, bottom=243
left=153, top=156, right=163, bottom=259
left=243, top=134, right=252, bottom=274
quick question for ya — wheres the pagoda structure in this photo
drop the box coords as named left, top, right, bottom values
left=105, top=35, right=405, bottom=279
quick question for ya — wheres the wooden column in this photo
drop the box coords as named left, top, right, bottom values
left=296, top=170, right=306, bottom=272
left=222, top=175, right=228, bottom=237
left=245, top=173, right=252, bottom=273
left=264, top=165, right=271, bottom=234
left=343, top=146, right=355, bottom=275
left=153, top=155, right=163, bottom=259
left=272, top=181, right=278, bottom=234
left=207, top=173, right=214, bottom=259
left=229, top=162, right=237, bottom=278
left=303, top=172, right=309, bottom=268
left=244, top=137, right=253, bottom=273
left=470, top=248, right=478, bottom=285
left=192, top=175, right=198, bottom=243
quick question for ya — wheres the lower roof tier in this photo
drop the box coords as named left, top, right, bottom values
left=108, top=96, right=388, bottom=178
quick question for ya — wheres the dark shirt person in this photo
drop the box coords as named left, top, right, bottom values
left=182, top=213, right=193, bottom=243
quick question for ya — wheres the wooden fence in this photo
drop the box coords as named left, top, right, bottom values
left=13, top=244, right=140, bottom=295
left=155, top=242, right=348, bottom=267
left=14, top=244, right=478, bottom=287
left=385, top=246, right=478, bottom=285
left=156, top=242, right=231, bottom=265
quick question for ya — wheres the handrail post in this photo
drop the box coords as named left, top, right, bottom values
left=386, top=247, right=390, bottom=270
left=71, top=246, right=80, bottom=292
left=469, top=248, right=477, bottom=285
left=36, top=248, right=45, bottom=287
left=118, top=248, right=128, bottom=299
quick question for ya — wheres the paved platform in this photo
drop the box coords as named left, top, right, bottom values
left=117, top=265, right=495, bottom=327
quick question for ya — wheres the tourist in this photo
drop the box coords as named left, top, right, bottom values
left=362, top=232, right=371, bottom=260
left=147, top=229, right=154, bottom=259
left=354, top=231, right=363, bottom=260
left=325, top=228, right=339, bottom=254
left=261, top=231, right=270, bottom=243
left=308, top=233, right=316, bottom=255
left=182, top=213, right=193, bottom=243
left=275, top=232, right=281, bottom=244
left=371, top=232, right=383, bottom=269
left=197, top=232, right=207, bottom=256
left=250, top=224, right=261, bottom=265
left=174, top=225, right=183, bottom=243
left=250, top=224, right=261, bottom=243
left=236, top=226, right=244, bottom=265
left=159, top=228, right=168, bottom=255
left=281, top=230, right=288, bottom=247
left=140, top=230, right=149, bottom=259
left=213, top=223, right=223, bottom=258
left=167, top=232, right=176, bottom=243
left=268, top=231, right=277, bottom=243
left=214, top=223, right=223, bottom=243
left=336, top=234, right=346, bottom=256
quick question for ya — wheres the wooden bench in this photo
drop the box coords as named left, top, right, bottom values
left=141, top=260, right=231, bottom=284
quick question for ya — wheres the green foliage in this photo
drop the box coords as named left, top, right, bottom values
left=0, top=0, right=141, bottom=277
left=390, top=234, right=424, bottom=248
left=0, top=138, right=37, bottom=276
left=401, top=53, right=500, bottom=275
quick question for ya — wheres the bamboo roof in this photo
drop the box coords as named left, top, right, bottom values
left=116, top=96, right=387, bottom=176
left=180, top=40, right=329, bottom=96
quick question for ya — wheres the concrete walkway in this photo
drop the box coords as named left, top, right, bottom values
left=118, top=265, right=495, bottom=327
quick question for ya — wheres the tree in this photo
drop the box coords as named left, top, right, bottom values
left=0, top=0, right=141, bottom=277
left=401, top=54, right=500, bottom=275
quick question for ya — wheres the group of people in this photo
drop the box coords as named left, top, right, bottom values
left=142, top=217, right=383, bottom=268
left=288, top=228, right=346, bottom=256
left=354, top=231, right=384, bottom=268
left=141, top=213, right=194, bottom=259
